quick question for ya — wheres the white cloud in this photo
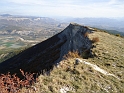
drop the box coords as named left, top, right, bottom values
left=0, top=0, right=124, bottom=18
left=108, top=0, right=124, bottom=5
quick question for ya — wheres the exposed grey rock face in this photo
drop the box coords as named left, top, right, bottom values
left=57, top=23, right=92, bottom=62
left=0, top=23, right=93, bottom=74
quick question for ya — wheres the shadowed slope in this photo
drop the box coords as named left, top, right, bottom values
left=0, top=23, right=93, bottom=75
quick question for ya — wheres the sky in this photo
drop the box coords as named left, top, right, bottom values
left=0, top=0, right=124, bottom=18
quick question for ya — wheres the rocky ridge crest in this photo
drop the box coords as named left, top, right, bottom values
left=0, top=23, right=93, bottom=75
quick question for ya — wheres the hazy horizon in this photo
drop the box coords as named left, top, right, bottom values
left=0, top=0, right=124, bottom=18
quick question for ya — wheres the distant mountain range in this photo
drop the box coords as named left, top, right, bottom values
left=0, top=14, right=68, bottom=36
left=0, top=14, right=12, bottom=17
left=0, top=14, right=124, bottom=34
left=55, top=17, right=124, bottom=33
left=0, top=14, right=59, bottom=28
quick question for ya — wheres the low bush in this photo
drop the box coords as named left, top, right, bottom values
left=64, top=51, right=80, bottom=59
left=115, top=34, right=121, bottom=37
left=0, top=69, right=37, bottom=93
left=91, top=37, right=99, bottom=43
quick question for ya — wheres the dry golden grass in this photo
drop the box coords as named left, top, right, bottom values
left=88, top=30, right=124, bottom=79
left=64, top=51, right=80, bottom=59
left=21, top=57, right=123, bottom=93
left=84, top=32, right=89, bottom=37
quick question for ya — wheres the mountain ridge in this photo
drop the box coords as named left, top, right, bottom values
left=0, top=23, right=124, bottom=92
left=0, top=23, right=93, bottom=75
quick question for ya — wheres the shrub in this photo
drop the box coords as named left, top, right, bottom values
left=0, top=69, right=37, bottom=93
left=81, top=48, right=92, bottom=59
left=115, top=34, right=121, bottom=37
left=64, top=51, right=80, bottom=59
left=91, top=37, right=99, bottom=43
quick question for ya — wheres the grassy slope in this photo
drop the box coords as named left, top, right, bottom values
left=21, top=30, right=124, bottom=93
left=88, top=30, right=124, bottom=77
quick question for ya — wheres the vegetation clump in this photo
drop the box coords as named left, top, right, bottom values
left=115, top=34, right=121, bottom=37
left=64, top=51, right=80, bottom=59
left=0, top=69, right=36, bottom=93
left=91, top=37, right=99, bottom=43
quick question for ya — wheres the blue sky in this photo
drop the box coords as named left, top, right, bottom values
left=0, top=0, right=124, bottom=18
